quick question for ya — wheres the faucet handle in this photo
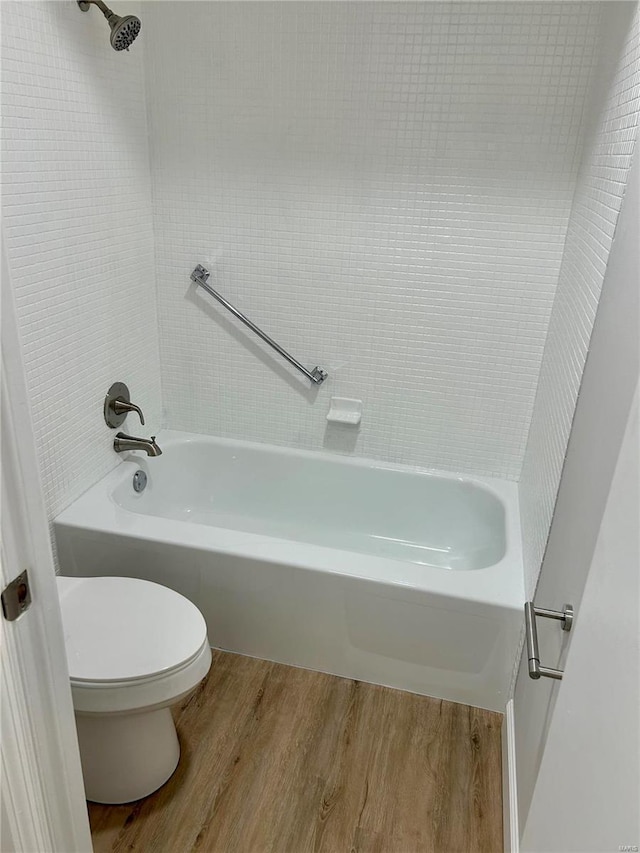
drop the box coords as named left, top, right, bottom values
left=104, top=382, right=145, bottom=428
left=112, top=398, right=145, bottom=426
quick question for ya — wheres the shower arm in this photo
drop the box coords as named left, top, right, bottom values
left=78, top=0, right=116, bottom=18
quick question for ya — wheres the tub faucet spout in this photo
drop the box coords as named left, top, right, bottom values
left=114, top=433, right=162, bottom=457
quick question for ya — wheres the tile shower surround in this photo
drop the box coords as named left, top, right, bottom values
left=520, top=3, right=640, bottom=593
left=144, top=1, right=602, bottom=479
left=2, top=2, right=639, bottom=601
left=1, top=1, right=161, bottom=522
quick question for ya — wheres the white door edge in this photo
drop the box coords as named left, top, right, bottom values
left=1, top=234, right=92, bottom=853
left=502, top=699, right=520, bottom=853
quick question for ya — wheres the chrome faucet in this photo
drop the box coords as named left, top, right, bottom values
left=113, top=433, right=162, bottom=457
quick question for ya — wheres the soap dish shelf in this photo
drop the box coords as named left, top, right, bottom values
left=327, top=397, right=362, bottom=426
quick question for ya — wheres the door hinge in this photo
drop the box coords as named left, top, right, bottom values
left=2, top=569, right=32, bottom=621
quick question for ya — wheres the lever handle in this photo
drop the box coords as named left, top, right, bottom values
left=104, top=382, right=146, bottom=429
left=112, top=398, right=145, bottom=426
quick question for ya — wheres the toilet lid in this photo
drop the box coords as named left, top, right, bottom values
left=57, top=576, right=208, bottom=683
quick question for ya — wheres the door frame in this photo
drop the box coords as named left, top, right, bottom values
left=505, top=143, right=639, bottom=849
left=1, top=235, right=92, bottom=852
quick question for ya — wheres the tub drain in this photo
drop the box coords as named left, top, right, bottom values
left=133, top=469, right=147, bottom=493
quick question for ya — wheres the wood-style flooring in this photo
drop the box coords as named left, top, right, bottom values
left=88, top=651, right=503, bottom=853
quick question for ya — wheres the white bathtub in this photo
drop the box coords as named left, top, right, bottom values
left=55, top=430, right=524, bottom=711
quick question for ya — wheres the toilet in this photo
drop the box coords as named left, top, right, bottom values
left=56, top=575, right=211, bottom=804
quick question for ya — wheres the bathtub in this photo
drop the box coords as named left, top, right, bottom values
left=54, top=430, right=524, bottom=711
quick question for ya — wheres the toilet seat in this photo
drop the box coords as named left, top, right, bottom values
left=57, top=576, right=211, bottom=714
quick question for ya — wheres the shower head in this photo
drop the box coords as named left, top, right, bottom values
left=77, top=1, right=141, bottom=52
left=108, top=14, right=141, bottom=51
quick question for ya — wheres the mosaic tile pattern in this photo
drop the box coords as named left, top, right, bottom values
left=519, top=4, right=640, bottom=594
left=144, top=2, right=602, bottom=479
left=1, top=1, right=162, bottom=523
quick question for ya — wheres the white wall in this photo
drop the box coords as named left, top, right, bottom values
left=519, top=2, right=640, bottom=595
left=513, top=138, right=639, bottom=837
left=521, top=382, right=639, bottom=852
left=2, top=0, right=638, bottom=563
left=1, top=1, right=161, bottom=523
left=144, top=1, right=602, bottom=479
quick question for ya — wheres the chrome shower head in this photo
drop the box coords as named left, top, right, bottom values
left=77, top=1, right=141, bottom=52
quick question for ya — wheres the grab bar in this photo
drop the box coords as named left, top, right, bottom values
left=190, top=265, right=328, bottom=385
left=525, top=601, right=573, bottom=680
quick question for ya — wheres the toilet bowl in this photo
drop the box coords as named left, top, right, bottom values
left=56, top=575, right=211, bottom=804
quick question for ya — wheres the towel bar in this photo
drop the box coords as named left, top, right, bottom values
left=525, top=601, right=573, bottom=680
left=190, top=265, right=328, bottom=386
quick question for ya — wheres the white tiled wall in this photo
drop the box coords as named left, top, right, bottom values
left=144, top=2, right=602, bottom=479
left=519, top=3, right=640, bottom=595
left=1, top=1, right=161, bottom=523
left=3, top=0, right=637, bottom=587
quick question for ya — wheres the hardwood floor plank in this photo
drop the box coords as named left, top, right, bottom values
left=88, top=651, right=503, bottom=853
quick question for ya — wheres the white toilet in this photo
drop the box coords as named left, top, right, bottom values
left=56, top=575, right=211, bottom=804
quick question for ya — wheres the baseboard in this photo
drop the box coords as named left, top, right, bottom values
left=502, top=699, right=519, bottom=853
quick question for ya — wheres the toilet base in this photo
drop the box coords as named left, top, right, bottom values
left=75, top=707, right=180, bottom=804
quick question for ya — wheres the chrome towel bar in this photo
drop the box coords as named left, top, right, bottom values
left=525, top=601, right=573, bottom=680
left=190, top=265, right=328, bottom=386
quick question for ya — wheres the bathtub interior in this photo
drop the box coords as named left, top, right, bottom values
left=112, top=435, right=507, bottom=571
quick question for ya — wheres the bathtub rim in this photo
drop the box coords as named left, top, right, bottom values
left=54, top=429, right=525, bottom=613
